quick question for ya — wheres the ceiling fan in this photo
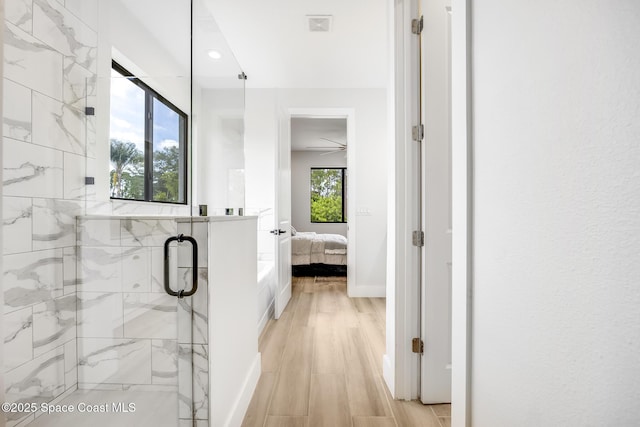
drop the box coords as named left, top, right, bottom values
left=306, top=137, right=347, bottom=156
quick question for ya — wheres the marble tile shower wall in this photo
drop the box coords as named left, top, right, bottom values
left=77, top=217, right=210, bottom=424
left=76, top=218, right=179, bottom=391
left=3, top=1, right=98, bottom=425
left=2, top=2, right=189, bottom=426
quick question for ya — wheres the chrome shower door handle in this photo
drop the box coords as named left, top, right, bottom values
left=164, top=234, right=199, bottom=298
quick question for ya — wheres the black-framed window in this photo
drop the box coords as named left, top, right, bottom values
left=310, top=168, right=347, bottom=223
left=109, top=61, right=187, bottom=204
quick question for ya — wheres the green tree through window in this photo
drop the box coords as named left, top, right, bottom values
left=310, top=168, right=346, bottom=223
left=109, top=61, right=187, bottom=203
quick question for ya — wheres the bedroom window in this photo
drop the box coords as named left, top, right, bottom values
left=109, top=61, right=187, bottom=204
left=310, top=168, right=347, bottom=223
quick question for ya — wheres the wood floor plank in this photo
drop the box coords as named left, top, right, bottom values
left=308, top=373, right=351, bottom=427
left=280, top=326, right=315, bottom=372
left=316, top=283, right=339, bottom=313
left=260, top=311, right=293, bottom=373
left=312, top=312, right=345, bottom=374
left=244, top=275, right=445, bottom=427
left=284, top=278, right=304, bottom=315
left=291, top=292, right=317, bottom=327
left=242, top=373, right=277, bottom=427
left=265, top=416, right=309, bottom=427
left=352, top=416, right=397, bottom=427
left=268, top=368, right=311, bottom=416
left=353, top=297, right=376, bottom=313
left=370, top=298, right=386, bottom=322
left=340, top=327, right=378, bottom=377
left=345, top=373, right=392, bottom=417
left=430, top=404, right=451, bottom=417
left=301, top=276, right=316, bottom=293
left=388, top=400, right=441, bottom=427
left=358, top=312, right=386, bottom=375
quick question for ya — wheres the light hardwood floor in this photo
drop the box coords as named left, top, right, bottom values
left=242, top=276, right=451, bottom=427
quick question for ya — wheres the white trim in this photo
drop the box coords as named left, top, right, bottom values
left=257, top=299, right=275, bottom=336
left=348, top=285, right=386, bottom=298
left=225, top=354, right=262, bottom=427
left=383, top=354, right=395, bottom=395
left=451, top=0, right=472, bottom=425
left=0, top=3, right=5, bottom=423
left=285, top=107, right=357, bottom=298
left=389, top=0, right=422, bottom=401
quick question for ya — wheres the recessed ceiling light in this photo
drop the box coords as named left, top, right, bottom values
left=207, top=50, right=222, bottom=60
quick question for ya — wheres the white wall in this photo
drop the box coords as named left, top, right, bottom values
left=196, top=88, right=246, bottom=213
left=471, top=1, right=640, bottom=425
left=280, top=89, right=388, bottom=295
left=291, top=151, right=348, bottom=237
left=244, top=88, right=388, bottom=303
left=244, top=89, right=278, bottom=332
left=93, top=0, right=191, bottom=215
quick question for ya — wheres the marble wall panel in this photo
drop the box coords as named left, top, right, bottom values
left=152, top=339, right=178, bottom=385
left=77, top=246, right=122, bottom=292
left=62, top=246, right=77, bottom=293
left=32, top=0, right=97, bottom=72
left=4, top=347, right=65, bottom=406
left=77, top=338, right=151, bottom=385
left=3, top=249, right=64, bottom=313
left=77, top=292, right=123, bottom=338
left=32, top=198, right=82, bottom=250
left=32, top=92, right=86, bottom=155
left=63, top=152, right=86, bottom=200
left=122, top=246, right=151, bottom=293
left=3, top=196, right=33, bottom=255
left=3, top=307, right=34, bottom=371
left=3, top=78, right=32, bottom=142
left=64, top=0, right=99, bottom=32
left=77, top=218, right=121, bottom=247
left=4, top=22, right=63, bottom=101
left=5, top=0, right=34, bottom=32
left=64, top=340, right=77, bottom=388
left=123, top=292, right=177, bottom=340
left=32, top=294, right=76, bottom=357
left=121, top=219, right=178, bottom=247
left=3, top=137, right=64, bottom=199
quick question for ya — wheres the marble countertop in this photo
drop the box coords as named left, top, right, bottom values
left=77, top=215, right=257, bottom=222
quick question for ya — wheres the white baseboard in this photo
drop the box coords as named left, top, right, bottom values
left=348, top=285, right=386, bottom=298
left=257, top=299, right=275, bottom=336
left=226, top=353, right=261, bottom=427
left=383, top=354, right=395, bottom=398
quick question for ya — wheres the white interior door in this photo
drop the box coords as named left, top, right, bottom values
left=274, top=110, right=292, bottom=319
left=420, top=0, right=453, bottom=403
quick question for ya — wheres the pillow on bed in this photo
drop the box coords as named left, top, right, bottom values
left=291, top=225, right=297, bottom=236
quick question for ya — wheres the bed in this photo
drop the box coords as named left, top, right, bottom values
left=291, top=231, right=347, bottom=276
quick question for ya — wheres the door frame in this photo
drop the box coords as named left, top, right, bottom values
left=390, top=0, right=472, bottom=425
left=280, top=107, right=356, bottom=296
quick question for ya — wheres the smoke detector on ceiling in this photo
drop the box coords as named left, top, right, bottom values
left=307, top=15, right=333, bottom=32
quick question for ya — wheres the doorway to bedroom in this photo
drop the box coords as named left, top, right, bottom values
left=290, top=117, right=349, bottom=280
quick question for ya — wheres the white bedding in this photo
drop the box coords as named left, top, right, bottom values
left=291, top=232, right=347, bottom=266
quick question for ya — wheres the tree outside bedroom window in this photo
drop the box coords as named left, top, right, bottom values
left=310, top=168, right=346, bottom=223
left=109, top=61, right=187, bottom=204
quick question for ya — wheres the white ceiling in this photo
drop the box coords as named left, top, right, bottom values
left=202, top=0, right=390, bottom=88
left=119, top=0, right=389, bottom=89
left=290, top=118, right=347, bottom=152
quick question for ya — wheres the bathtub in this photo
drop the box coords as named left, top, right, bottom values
left=257, top=260, right=276, bottom=334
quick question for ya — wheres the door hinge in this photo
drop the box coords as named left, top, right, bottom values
left=412, top=337, right=424, bottom=354
left=412, top=16, right=424, bottom=35
left=412, top=230, right=424, bottom=247
left=412, top=124, right=424, bottom=142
